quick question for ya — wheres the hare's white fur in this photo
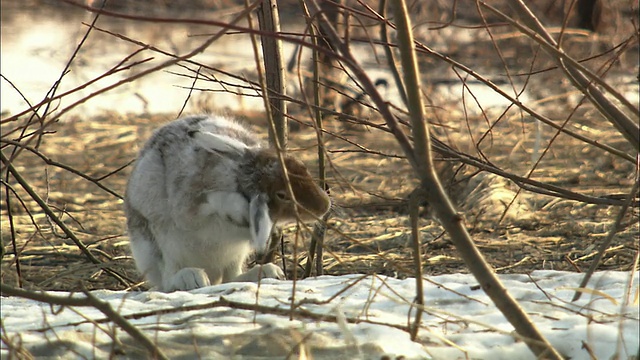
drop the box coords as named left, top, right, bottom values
left=125, top=115, right=285, bottom=292
left=200, top=191, right=249, bottom=224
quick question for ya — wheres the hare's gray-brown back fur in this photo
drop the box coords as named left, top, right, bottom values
left=125, top=115, right=330, bottom=292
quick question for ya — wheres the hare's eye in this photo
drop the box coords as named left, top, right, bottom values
left=275, top=190, right=288, bottom=201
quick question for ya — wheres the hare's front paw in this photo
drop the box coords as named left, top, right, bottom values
left=238, top=263, right=285, bottom=282
left=169, top=267, right=211, bottom=291
left=259, top=263, right=285, bottom=280
left=202, top=191, right=250, bottom=226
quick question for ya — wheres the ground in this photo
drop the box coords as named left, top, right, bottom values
left=1, top=105, right=637, bottom=291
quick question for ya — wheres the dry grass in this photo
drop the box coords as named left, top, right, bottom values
left=1, top=106, right=636, bottom=291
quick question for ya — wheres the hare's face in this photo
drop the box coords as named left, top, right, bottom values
left=255, top=152, right=330, bottom=223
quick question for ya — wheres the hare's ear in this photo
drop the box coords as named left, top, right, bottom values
left=249, top=194, right=273, bottom=253
left=189, top=130, right=248, bottom=155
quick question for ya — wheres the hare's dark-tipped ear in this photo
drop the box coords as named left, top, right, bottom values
left=189, top=130, right=248, bottom=155
left=249, top=194, right=272, bottom=253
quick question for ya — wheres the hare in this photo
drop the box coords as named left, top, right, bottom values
left=124, top=115, right=331, bottom=291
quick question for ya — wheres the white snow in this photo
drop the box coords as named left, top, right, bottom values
left=1, top=271, right=638, bottom=359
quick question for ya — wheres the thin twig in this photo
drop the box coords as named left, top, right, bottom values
left=408, top=187, right=425, bottom=341
left=378, top=0, right=408, bottom=108
left=3, top=175, right=23, bottom=288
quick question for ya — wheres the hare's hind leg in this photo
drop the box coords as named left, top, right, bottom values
left=129, top=234, right=163, bottom=290
left=126, top=207, right=164, bottom=289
